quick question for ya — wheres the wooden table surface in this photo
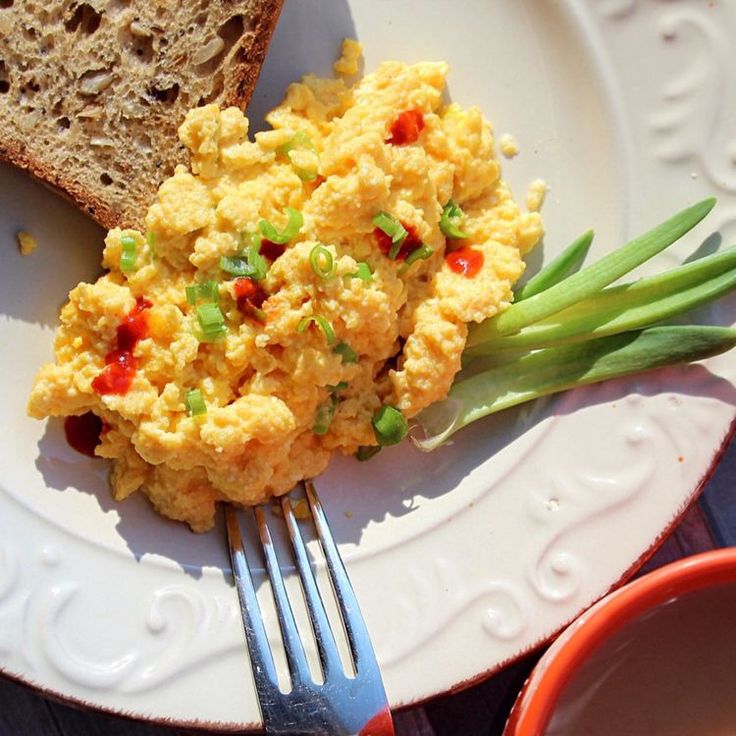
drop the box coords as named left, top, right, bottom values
left=3, top=431, right=735, bottom=736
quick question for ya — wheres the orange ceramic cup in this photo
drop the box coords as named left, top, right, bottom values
left=504, top=548, right=736, bottom=736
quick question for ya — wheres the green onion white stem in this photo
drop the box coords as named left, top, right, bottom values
left=410, top=198, right=736, bottom=453
left=415, top=326, right=736, bottom=451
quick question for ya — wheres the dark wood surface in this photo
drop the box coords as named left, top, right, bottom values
left=2, top=432, right=735, bottom=736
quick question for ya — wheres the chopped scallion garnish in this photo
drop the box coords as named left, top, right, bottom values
left=309, top=244, right=335, bottom=279
left=276, top=131, right=316, bottom=155
left=196, top=302, right=227, bottom=339
left=297, top=314, right=336, bottom=345
left=146, top=231, right=157, bottom=256
left=240, top=231, right=263, bottom=251
left=350, top=262, right=373, bottom=281
left=399, top=244, right=434, bottom=273
left=334, top=341, right=358, bottom=364
left=258, top=207, right=303, bottom=245
left=220, top=245, right=268, bottom=281
left=440, top=200, right=469, bottom=239
left=355, top=445, right=381, bottom=461
left=373, top=211, right=408, bottom=255
left=312, top=400, right=336, bottom=435
left=120, top=235, right=138, bottom=273
left=295, top=168, right=318, bottom=182
left=220, top=256, right=252, bottom=277
left=276, top=133, right=318, bottom=181
left=185, top=388, right=207, bottom=418
left=371, top=405, right=408, bottom=446
left=328, top=381, right=349, bottom=393
left=186, top=280, right=219, bottom=306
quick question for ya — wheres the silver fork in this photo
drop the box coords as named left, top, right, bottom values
left=225, top=480, right=395, bottom=736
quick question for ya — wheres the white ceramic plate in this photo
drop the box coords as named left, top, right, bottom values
left=2, top=0, right=736, bottom=728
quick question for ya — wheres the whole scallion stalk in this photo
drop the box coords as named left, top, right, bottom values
left=415, top=326, right=736, bottom=451
left=466, top=197, right=716, bottom=346
left=412, top=198, right=736, bottom=451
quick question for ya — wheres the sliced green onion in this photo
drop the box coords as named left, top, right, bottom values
left=313, top=400, right=336, bottom=435
left=373, top=211, right=408, bottom=251
left=186, top=280, right=219, bottom=306
left=355, top=445, right=381, bottom=461
left=220, top=247, right=268, bottom=281
left=245, top=246, right=268, bottom=281
left=276, top=131, right=316, bottom=155
left=250, top=306, right=267, bottom=323
left=196, top=302, right=227, bottom=338
left=240, top=231, right=263, bottom=252
left=295, top=168, right=317, bottom=182
left=120, top=235, right=138, bottom=273
left=440, top=200, right=469, bottom=239
left=371, top=404, right=409, bottom=446
left=146, top=230, right=158, bottom=257
left=258, top=207, right=303, bottom=245
left=309, top=244, right=335, bottom=279
left=219, top=256, right=252, bottom=277
left=328, top=381, right=349, bottom=393
left=350, top=262, right=373, bottom=281
left=515, top=230, right=594, bottom=302
left=399, top=244, right=434, bottom=273
left=185, top=389, right=207, bottom=418
left=276, top=133, right=318, bottom=181
left=297, top=315, right=336, bottom=345
left=468, top=198, right=716, bottom=344
left=334, top=341, right=358, bottom=364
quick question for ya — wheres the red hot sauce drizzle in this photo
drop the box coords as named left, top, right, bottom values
left=387, top=109, right=425, bottom=146
left=259, top=239, right=286, bottom=262
left=233, top=277, right=268, bottom=321
left=64, top=412, right=105, bottom=457
left=91, top=297, right=152, bottom=396
left=374, top=223, right=423, bottom=261
left=445, top=246, right=484, bottom=278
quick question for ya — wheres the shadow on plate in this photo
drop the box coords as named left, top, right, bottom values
left=0, top=163, right=105, bottom=329
left=246, top=0, right=357, bottom=133
left=32, top=359, right=736, bottom=584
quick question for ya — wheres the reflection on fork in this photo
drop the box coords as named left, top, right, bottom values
left=225, top=480, right=395, bottom=736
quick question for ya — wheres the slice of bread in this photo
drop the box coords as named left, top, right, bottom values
left=0, top=0, right=283, bottom=229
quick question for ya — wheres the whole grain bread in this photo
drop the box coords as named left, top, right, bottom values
left=0, top=0, right=283, bottom=229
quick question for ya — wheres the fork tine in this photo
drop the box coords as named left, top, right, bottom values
left=253, top=504, right=312, bottom=687
left=224, top=506, right=280, bottom=690
left=304, top=481, right=382, bottom=676
left=280, top=494, right=344, bottom=679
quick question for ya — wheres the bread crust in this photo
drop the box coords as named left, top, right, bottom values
left=0, top=0, right=284, bottom=231
left=0, top=141, right=124, bottom=229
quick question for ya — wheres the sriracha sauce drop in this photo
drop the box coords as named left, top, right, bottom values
left=64, top=412, right=104, bottom=457
left=445, top=246, right=484, bottom=278
left=233, top=277, right=267, bottom=316
left=374, top=223, right=423, bottom=261
left=260, top=239, right=286, bottom=261
left=92, top=297, right=152, bottom=396
left=387, top=109, right=425, bottom=146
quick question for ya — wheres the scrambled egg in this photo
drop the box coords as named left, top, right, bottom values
left=17, top=230, right=38, bottom=255
left=28, top=41, right=543, bottom=532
